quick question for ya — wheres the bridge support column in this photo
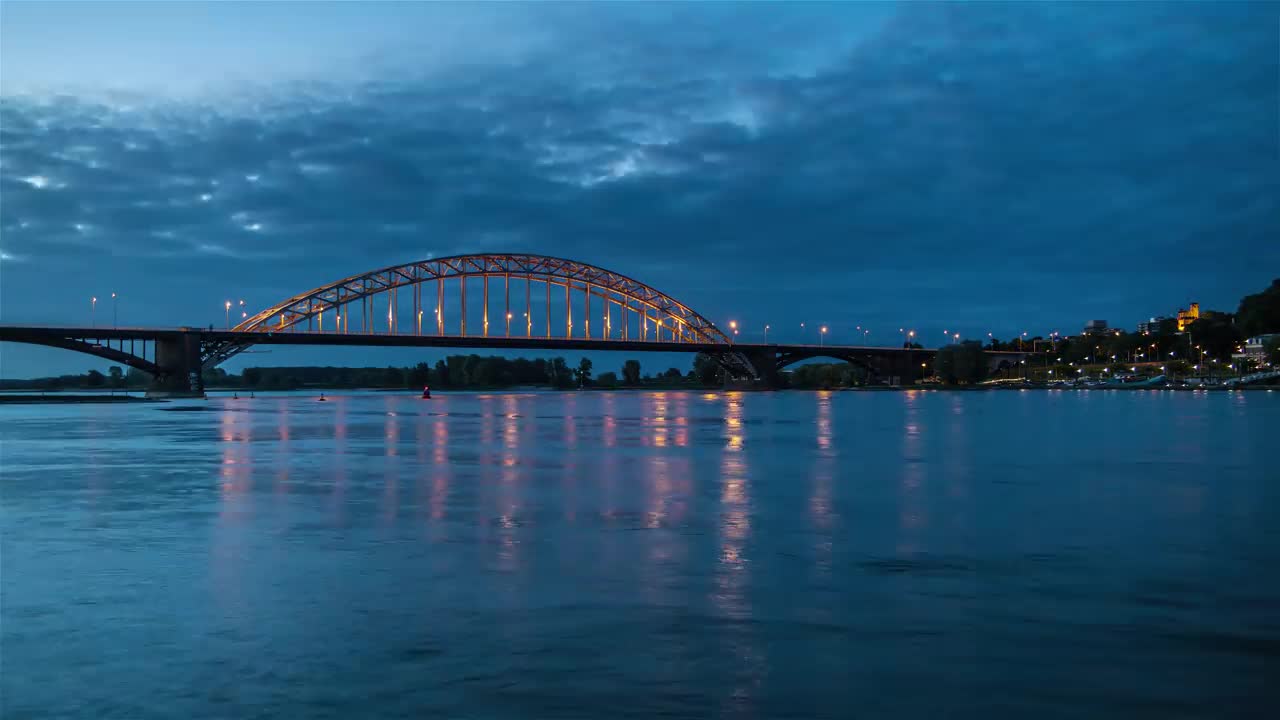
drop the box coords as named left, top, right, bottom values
left=740, top=348, right=782, bottom=389
left=147, top=332, right=205, bottom=398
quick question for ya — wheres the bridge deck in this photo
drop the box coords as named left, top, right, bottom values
left=0, top=324, right=981, bottom=356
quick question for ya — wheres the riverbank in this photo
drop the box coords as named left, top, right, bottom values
left=0, top=393, right=158, bottom=404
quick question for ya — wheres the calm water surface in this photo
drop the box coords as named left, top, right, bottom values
left=2, top=390, right=1278, bottom=718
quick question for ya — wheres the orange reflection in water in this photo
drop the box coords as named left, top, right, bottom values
left=811, top=391, right=834, bottom=529
left=563, top=393, right=578, bottom=450
left=648, top=392, right=670, bottom=447
left=381, top=406, right=400, bottom=526
left=497, top=396, right=521, bottom=533
left=724, top=392, right=744, bottom=452
left=815, top=391, right=832, bottom=453
left=898, top=391, right=926, bottom=554
left=217, top=404, right=255, bottom=512
left=431, top=416, right=449, bottom=520
left=715, top=394, right=752, bottom=619
left=672, top=393, right=690, bottom=447
left=480, top=395, right=496, bottom=464
left=502, top=395, right=520, bottom=461
left=602, top=392, right=618, bottom=449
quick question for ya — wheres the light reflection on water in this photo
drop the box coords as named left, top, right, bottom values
left=2, top=389, right=1278, bottom=718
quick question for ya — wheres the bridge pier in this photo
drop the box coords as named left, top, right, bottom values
left=740, top=348, right=782, bottom=388
left=147, top=333, right=205, bottom=398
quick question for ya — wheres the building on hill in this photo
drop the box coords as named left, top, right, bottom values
left=1176, top=302, right=1200, bottom=331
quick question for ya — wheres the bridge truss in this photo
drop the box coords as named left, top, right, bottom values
left=205, top=254, right=756, bottom=377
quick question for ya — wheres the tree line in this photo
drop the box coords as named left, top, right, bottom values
left=0, top=356, right=694, bottom=391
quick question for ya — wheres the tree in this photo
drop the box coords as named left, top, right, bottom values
left=549, top=357, right=573, bottom=388
left=382, top=366, right=405, bottom=387
left=1236, top=278, right=1280, bottom=337
left=408, top=362, right=431, bottom=388
left=202, top=367, right=228, bottom=387
left=1265, top=336, right=1280, bottom=364
left=433, top=360, right=450, bottom=386
left=1186, top=313, right=1242, bottom=361
left=596, top=371, right=619, bottom=387
left=107, top=366, right=124, bottom=387
left=933, top=341, right=987, bottom=384
left=621, top=359, right=641, bottom=385
left=126, top=367, right=150, bottom=387
left=242, top=367, right=261, bottom=387
left=575, top=357, right=593, bottom=387
left=86, top=369, right=105, bottom=387
left=663, top=367, right=683, bottom=380
left=692, top=353, right=720, bottom=385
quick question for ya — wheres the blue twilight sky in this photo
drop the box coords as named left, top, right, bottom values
left=1, top=1, right=1278, bottom=378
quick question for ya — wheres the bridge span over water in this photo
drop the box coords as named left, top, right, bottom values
left=0, top=253, right=1025, bottom=395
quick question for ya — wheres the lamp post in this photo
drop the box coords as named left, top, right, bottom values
left=91, top=296, right=97, bottom=327
left=820, top=326, right=828, bottom=346
left=111, top=292, right=117, bottom=328
left=764, top=324, right=771, bottom=343
left=224, top=300, right=231, bottom=329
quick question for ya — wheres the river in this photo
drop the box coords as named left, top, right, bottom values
left=2, top=389, right=1277, bottom=718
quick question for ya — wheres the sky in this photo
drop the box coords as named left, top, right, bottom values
left=1, top=1, right=1278, bottom=378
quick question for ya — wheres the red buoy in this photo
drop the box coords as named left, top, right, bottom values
left=421, top=386, right=431, bottom=399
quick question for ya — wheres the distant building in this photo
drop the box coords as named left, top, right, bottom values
left=1176, top=302, right=1200, bottom=332
left=1081, top=320, right=1109, bottom=335
left=1138, top=317, right=1162, bottom=334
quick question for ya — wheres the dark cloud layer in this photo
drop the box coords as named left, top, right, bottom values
left=2, top=3, right=1277, bottom=375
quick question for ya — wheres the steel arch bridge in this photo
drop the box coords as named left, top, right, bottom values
left=205, top=253, right=754, bottom=376
left=0, top=252, right=1029, bottom=395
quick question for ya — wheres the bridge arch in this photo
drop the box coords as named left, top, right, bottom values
left=207, top=253, right=734, bottom=368
left=775, top=350, right=882, bottom=372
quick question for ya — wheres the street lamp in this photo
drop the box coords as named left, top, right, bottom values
left=820, top=326, right=828, bottom=346
left=764, top=324, right=771, bottom=342
left=224, top=300, right=231, bottom=329
left=91, top=296, right=97, bottom=327
left=729, top=320, right=737, bottom=344
left=111, top=292, right=117, bottom=328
